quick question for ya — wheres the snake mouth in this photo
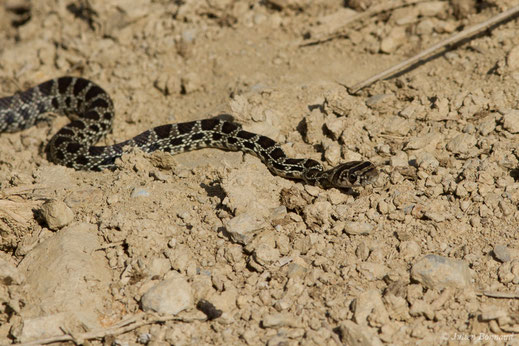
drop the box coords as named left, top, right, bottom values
left=331, top=161, right=378, bottom=188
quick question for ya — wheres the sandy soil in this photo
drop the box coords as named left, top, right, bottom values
left=2, top=0, right=519, bottom=344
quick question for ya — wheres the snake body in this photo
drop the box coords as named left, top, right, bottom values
left=0, top=76, right=377, bottom=188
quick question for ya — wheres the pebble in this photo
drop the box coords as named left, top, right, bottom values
left=253, top=243, right=281, bottom=266
left=383, top=116, right=412, bottom=136
left=390, top=151, right=408, bottom=167
left=399, top=240, right=421, bottom=260
left=339, top=320, right=383, bottom=346
left=262, top=312, right=300, bottom=328
left=416, top=1, right=446, bottom=17
left=353, top=289, right=390, bottom=327
left=131, top=187, right=150, bottom=198
left=446, top=133, right=477, bottom=154
left=381, top=28, right=407, bottom=54
left=357, top=262, right=389, bottom=281
left=224, top=213, right=266, bottom=245
left=390, top=7, right=419, bottom=25
left=141, top=272, right=193, bottom=315
left=502, top=110, right=519, bottom=133
left=411, top=254, right=472, bottom=289
left=343, top=222, right=374, bottom=235
left=493, top=244, right=511, bottom=263
left=39, top=200, right=74, bottom=230
left=415, top=151, right=439, bottom=172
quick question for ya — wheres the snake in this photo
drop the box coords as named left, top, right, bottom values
left=0, top=76, right=378, bottom=189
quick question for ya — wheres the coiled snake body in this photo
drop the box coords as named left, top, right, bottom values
left=0, top=76, right=377, bottom=189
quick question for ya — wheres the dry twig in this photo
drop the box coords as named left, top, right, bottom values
left=348, top=5, right=519, bottom=93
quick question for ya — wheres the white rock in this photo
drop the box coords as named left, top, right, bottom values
left=141, top=272, right=193, bottom=315
left=411, top=254, right=472, bottom=289
left=493, top=244, right=511, bottom=263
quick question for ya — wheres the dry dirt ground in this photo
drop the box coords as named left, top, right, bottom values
left=2, top=0, right=519, bottom=345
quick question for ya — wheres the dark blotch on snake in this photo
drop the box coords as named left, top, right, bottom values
left=154, top=125, right=172, bottom=139
left=177, top=121, right=195, bottom=134
left=221, top=121, right=238, bottom=134
left=58, top=77, right=73, bottom=94
left=85, top=85, right=104, bottom=101
left=72, top=78, right=89, bottom=96
left=270, top=148, right=284, bottom=160
left=201, top=118, right=219, bottom=131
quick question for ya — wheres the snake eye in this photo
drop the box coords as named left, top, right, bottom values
left=348, top=173, right=358, bottom=185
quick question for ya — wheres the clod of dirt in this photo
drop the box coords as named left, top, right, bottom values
left=39, top=200, right=74, bottom=230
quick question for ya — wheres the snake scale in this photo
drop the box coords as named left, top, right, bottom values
left=0, top=76, right=378, bottom=189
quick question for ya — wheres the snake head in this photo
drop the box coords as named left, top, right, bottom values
left=329, top=161, right=378, bottom=188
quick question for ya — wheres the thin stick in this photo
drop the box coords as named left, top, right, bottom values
left=348, top=5, right=519, bottom=93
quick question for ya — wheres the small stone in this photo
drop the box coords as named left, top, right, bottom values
left=353, top=289, right=390, bottom=327
left=141, top=273, right=193, bottom=315
left=446, top=133, right=477, bottom=154
left=411, top=254, right=472, bottom=289
left=287, top=262, right=308, bottom=279
left=224, top=213, right=266, bottom=245
left=380, top=27, right=406, bottom=54
left=343, top=222, right=374, bottom=235
left=253, top=243, right=280, bottom=266
left=493, top=244, right=511, bottom=263
left=390, top=151, right=408, bottom=167
left=339, top=320, right=383, bottom=346
left=131, top=187, right=150, bottom=198
left=262, top=312, right=300, bottom=328
left=399, top=240, right=421, bottom=260
left=383, top=116, right=412, bottom=136
left=416, top=1, right=446, bottom=17
left=390, top=7, right=419, bottom=25
left=502, top=110, right=519, bottom=133
left=357, top=262, right=389, bottom=281
left=324, top=116, right=345, bottom=140
left=39, top=200, right=74, bottom=230
left=409, top=300, right=434, bottom=319
left=415, top=152, right=439, bottom=172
